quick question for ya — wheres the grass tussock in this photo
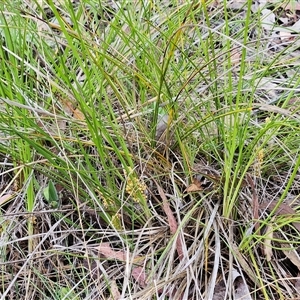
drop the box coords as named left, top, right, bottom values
left=1, top=0, right=300, bottom=299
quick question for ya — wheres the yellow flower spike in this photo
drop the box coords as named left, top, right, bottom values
left=124, top=167, right=147, bottom=203
left=253, top=148, right=264, bottom=177
left=258, top=149, right=264, bottom=164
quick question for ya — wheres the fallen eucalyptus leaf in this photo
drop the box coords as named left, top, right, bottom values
left=260, top=201, right=300, bottom=233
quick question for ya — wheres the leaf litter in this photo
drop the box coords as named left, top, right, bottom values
left=2, top=0, right=300, bottom=299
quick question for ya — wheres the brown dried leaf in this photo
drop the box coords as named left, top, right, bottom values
left=230, top=48, right=241, bottom=66
left=98, top=243, right=148, bottom=289
left=185, top=183, right=201, bottom=193
left=156, top=181, right=184, bottom=261
left=260, top=201, right=300, bottom=233
left=263, top=222, right=274, bottom=262
left=98, top=242, right=143, bottom=264
left=131, top=266, right=147, bottom=288
left=61, top=98, right=85, bottom=120
left=98, top=242, right=127, bottom=261
left=61, top=98, right=76, bottom=115
left=280, top=244, right=300, bottom=271
left=175, top=234, right=184, bottom=261
left=254, top=103, right=298, bottom=119
left=73, top=108, right=85, bottom=120
left=108, top=280, right=121, bottom=300
left=185, top=177, right=203, bottom=193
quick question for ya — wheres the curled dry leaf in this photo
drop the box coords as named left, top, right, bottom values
left=185, top=177, right=203, bottom=192
left=234, top=276, right=252, bottom=300
left=232, top=269, right=252, bottom=300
